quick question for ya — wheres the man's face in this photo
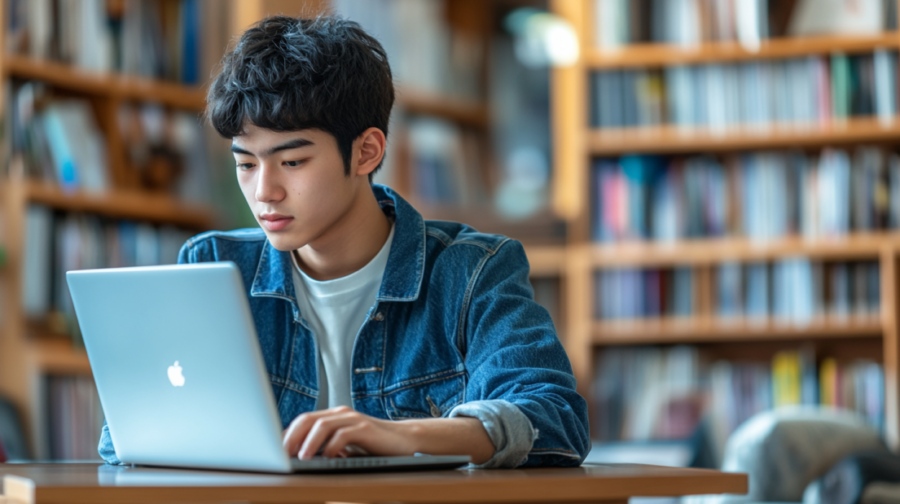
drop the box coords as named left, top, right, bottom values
left=232, top=125, right=360, bottom=252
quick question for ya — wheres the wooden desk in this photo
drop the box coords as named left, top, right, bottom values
left=0, top=462, right=747, bottom=504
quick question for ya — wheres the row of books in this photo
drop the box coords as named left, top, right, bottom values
left=592, top=345, right=884, bottom=443
left=44, top=375, right=103, bottom=461
left=715, top=260, right=880, bottom=323
left=596, top=259, right=879, bottom=322
left=592, top=147, right=900, bottom=243
left=6, top=0, right=228, bottom=84
left=333, top=0, right=482, bottom=100
left=595, top=267, right=694, bottom=320
left=22, top=205, right=193, bottom=341
left=594, top=0, right=768, bottom=49
left=592, top=51, right=898, bottom=130
left=593, top=0, right=896, bottom=49
left=8, top=83, right=213, bottom=200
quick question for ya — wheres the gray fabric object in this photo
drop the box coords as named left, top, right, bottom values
left=803, top=451, right=900, bottom=504
left=683, top=406, right=886, bottom=504
left=862, top=482, right=900, bottom=504
left=449, top=399, right=537, bottom=468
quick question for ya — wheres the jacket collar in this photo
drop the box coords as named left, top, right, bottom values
left=249, top=184, right=426, bottom=315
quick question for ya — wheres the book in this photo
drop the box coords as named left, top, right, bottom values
left=594, top=52, right=896, bottom=130
left=41, top=100, right=109, bottom=192
left=7, top=0, right=209, bottom=84
left=593, top=346, right=885, bottom=445
left=789, top=0, right=886, bottom=36
left=592, top=147, right=895, bottom=244
left=596, top=267, right=695, bottom=320
left=22, top=205, right=53, bottom=317
left=592, top=0, right=894, bottom=48
left=44, top=375, right=104, bottom=460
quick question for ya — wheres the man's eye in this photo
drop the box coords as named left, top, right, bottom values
left=285, top=160, right=305, bottom=167
left=237, top=163, right=255, bottom=170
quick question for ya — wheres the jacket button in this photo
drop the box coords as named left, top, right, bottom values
left=373, top=312, right=384, bottom=321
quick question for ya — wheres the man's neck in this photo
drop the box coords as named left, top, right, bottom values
left=294, top=186, right=392, bottom=281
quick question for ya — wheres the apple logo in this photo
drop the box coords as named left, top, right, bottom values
left=167, top=361, right=185, bottom=387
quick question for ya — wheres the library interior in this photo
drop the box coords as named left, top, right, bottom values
left=2, top=0, right=900, bottom=502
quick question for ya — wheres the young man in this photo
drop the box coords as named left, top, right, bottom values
left=98, top=15, right=589, bottom=468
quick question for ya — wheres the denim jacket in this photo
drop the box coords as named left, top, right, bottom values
left=98, top=184, right=589, bottom=467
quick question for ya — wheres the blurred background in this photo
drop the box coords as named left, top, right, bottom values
left=0, top=0, right=898, bottom=495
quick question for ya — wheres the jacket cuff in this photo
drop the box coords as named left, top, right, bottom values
left=98, top=423, right=123, bottom=465
left=448, top=399, right=536, bottom=468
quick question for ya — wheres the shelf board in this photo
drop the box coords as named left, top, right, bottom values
left=589, top=233, right=897, bottom=267
left=589, top=117, right=900, bottom=155
left=396, top=88, right=488, bottom=128
left=3, top=55, right=206, bottom=110
left=524, top=245, right=567, bottom=276
left=418, top=204, right=567, bottom=245
left=30, top=337, right=92, bottom=376
left=25, top=182, right=214, bottom=229
left=587, top=33, right=900, bottom=69
left=593, top=316, right=883, bottom=345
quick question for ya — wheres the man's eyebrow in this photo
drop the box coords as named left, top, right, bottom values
left=266, top=138, right=315, bottom=156
left=230, top=144, right=254, bottom=156
left=231, top=138, right=316, bottom=158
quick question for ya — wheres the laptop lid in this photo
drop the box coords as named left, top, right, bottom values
left=67, top=262, right=292, bottom=473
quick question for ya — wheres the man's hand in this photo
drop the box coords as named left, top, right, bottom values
left=282, top=406, right=495, bottom=464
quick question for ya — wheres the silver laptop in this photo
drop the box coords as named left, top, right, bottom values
left=66, top=262, right=470, bottom=473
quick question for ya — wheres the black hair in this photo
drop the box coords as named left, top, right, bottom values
left=206, top=15, right=394, bottom=178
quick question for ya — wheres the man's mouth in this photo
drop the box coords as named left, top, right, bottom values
left=259, top=213, right=294, bottom=232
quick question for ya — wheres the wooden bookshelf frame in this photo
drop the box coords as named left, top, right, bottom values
left=4, top=56, right=209, bottom=111
left=593, top=317, right=884, bottom=345
left=550, top=0, right=900, bottom=448
left=23, top=182, right=214, bottom=230
left=590, top=118, right=900, bottom=155
left=587, top=234, right=900, bottom=267
left=30, top=337, right=92, bottom=377
left=397, top=88, right=489, bottom=128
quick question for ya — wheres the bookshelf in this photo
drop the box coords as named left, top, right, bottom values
left=551, top=0, right=900, bottom=450
left=0, top=0, right=225, bottom=459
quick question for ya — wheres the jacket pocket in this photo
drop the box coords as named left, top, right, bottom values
left=385, top=371, right=465, bottom=420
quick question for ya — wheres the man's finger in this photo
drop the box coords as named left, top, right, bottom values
left=298, top=412, right=360, bottom=459
left=321, top=424, right=368, bottom=458
left=283, top=406, right=352, bottom=455
left=283, top=412, right=321, bottom=455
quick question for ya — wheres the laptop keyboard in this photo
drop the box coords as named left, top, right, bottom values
left=291, top=456, right=391, bottom=469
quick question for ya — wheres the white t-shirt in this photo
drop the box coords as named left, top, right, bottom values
left=290, top=224, right=395, bottom=410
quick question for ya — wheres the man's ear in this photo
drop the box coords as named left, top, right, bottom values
left=353, top=127, right=386, bottom=177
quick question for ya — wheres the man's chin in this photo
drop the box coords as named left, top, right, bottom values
left=263, top=232, right=306, bottom=252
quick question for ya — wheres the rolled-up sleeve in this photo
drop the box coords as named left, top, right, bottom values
left=449, top=399, right=537, bottom=468
left=98, top=422, right=122, bottom=465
